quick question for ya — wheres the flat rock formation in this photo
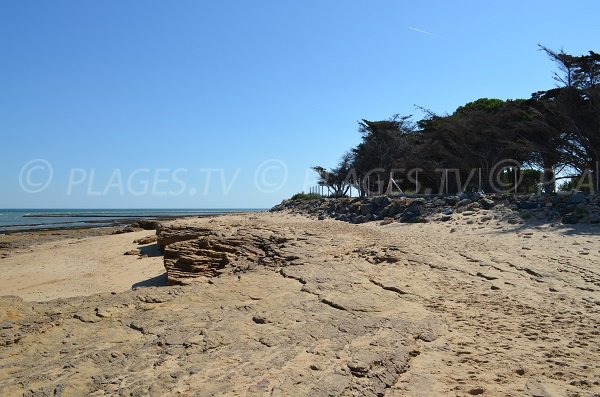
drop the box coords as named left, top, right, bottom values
left=1, top=213, right=599, bottom=396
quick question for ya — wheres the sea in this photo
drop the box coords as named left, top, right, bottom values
left=0, top=209, right=264, bottom=233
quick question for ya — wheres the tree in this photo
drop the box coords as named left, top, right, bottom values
left=416, top=99, right=539, bottom=192
left=352, top=115, right=417, bottom=194
left=536, top=46, right=600, bottom=191
left=313, top=45, right=600, bottom=197
left=538, top=45, right=578, bottom=87
left=312, top=151, right=356, bottom=197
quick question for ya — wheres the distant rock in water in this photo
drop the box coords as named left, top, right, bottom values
left=132, top=220, right=162, bottom=230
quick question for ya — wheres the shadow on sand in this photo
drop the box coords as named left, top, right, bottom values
left=489, top=218, right=600, bottom=236
left=132, top=273, right=168, bottom=289
left=138, top=243, right=163, bottom=257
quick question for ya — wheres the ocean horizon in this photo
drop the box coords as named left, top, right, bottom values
left=0, top=208, right=265, bottom=233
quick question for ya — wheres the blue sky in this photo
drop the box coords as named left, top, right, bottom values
left=1, top=0, right=599, bottom=208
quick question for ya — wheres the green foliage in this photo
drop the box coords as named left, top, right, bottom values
left=316, top=46, right=599, bottom=195
left=559, top=176, right=593, bottom=193
left=576, top=206, right=589, bottom=218
left=520, top=169, right=543, bottom=193
left=290, top=193, right=322, bottom=201
left=312, top=151, right=356, bottom=196
left=454, top=98, right=505, bottom=114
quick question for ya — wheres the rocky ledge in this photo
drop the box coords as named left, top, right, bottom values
left=271, top=192, right=600, bottom=225
left=158, top=223, right=289, bottom=285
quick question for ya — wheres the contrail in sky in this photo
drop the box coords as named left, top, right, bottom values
left=408, top=26, right=438, bottom=37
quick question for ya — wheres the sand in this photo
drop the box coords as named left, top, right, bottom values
left=0, top=212, right=599, bottom=396
left=0, top=230, right=165, bottom=301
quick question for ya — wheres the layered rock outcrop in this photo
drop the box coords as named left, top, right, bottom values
left=157, top=223, right=292, bottom=285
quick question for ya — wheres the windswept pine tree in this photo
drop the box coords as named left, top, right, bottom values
left=313, top=46, right=600, bottom=195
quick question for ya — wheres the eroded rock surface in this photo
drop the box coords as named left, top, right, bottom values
left=160, top=226, right=289, bottom=285
left=1, top=213, right=599, bottom=396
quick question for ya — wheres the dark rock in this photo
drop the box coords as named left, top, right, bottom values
left=353, top=215, right=367, bottom=224
left=112, top=226, right=140, bottom=235
left=479, top=198, right=495, bottom=209
left=386, top=202, right=407, bottom=217
left=570, top=192, right=588, bottom=204
left=377, top=208, right=389, bottom=218
left=561, top=213, right=579, bottom=224
left=371, top=195, right=391, bottom=208
left=399, top=211, right=421, bottom=223
left=359, top=203, right=374, bottom=216
left=518, top=201, right=539, bottom=210
left=270, top=194, right=600, bottom=226
left=445, top=196, right=460, bottom=206
left=455, top=199, right=471, bottom=208
left=405, top=200, right=423, bottom=214
left=134, top=220, right=161, bottom=230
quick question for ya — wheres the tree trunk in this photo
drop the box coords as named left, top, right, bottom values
left=541, top=154, right=556, bottom=194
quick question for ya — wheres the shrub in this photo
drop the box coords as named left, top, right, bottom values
left=576, top=206, right=589, bottom=219
left=290, top=192, right=322, bottom=201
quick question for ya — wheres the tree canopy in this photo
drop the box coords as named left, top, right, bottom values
left=312, top=46, right=600, bottom=195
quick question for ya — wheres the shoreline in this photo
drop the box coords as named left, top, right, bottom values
left=0, top=214, right=214, bottom=235
left=0, top=213, right=251, bottom=259
left=0, top=208, right=266, bottom=234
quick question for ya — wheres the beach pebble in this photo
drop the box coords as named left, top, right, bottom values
left=73, top=312, right=101, bottom=323
left=0, top=321, right=14, bottom=329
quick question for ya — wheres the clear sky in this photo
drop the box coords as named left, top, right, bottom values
left=1, top=0, right=599, bottom=208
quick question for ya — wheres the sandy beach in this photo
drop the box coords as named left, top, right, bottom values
left=4, top=1, right=599, bottom=395
left=0, top=211, right=599, bottom=396
left=0, top=230, right=166, bottom=301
